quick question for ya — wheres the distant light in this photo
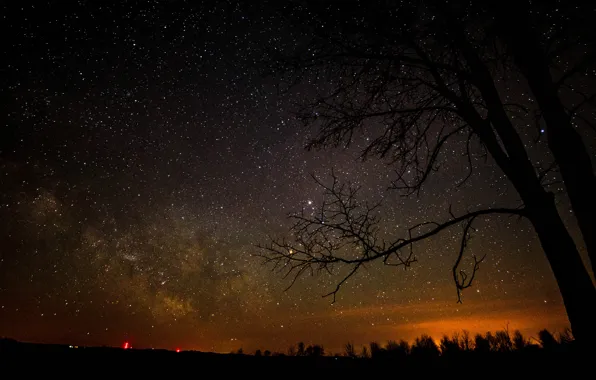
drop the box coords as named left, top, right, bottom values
left=540, top=129, right=545, bottom=133
left=176, top=348, right=181, bottom=353
left=123, top=341, right=130, bottom=349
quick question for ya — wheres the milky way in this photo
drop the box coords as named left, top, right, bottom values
left=0, top=1, right=581, bottom=353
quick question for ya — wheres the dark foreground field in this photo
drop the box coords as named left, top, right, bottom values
left=0, top=338, right=591, bottom=376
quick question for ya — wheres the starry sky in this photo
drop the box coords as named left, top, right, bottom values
left=0, top=1, right=587, bottom=354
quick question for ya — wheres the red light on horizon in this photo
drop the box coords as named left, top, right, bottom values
left=176, top=348, right=181, bottom=353
left=123, top=341, right=130, bottom=349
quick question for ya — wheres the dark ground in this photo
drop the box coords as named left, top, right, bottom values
left=0, top=338, right=591, bottom=376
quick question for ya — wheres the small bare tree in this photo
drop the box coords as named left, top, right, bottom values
left=513, top=330, right=529, bottom=351
left=344, top=342, right=357, bottom=358
left=460, top=330, right=472, bottom=351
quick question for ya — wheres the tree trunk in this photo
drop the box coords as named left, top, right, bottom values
left=513, top=50, right=596, bottom=278
left=495, top=5, right=596, bottom=278
left=526, top=190, right=596, bottom=348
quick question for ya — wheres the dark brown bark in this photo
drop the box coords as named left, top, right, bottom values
left=455, top=42, right=596, bottom=346
left=525, top=190, right=596, bottom=349
left=450, top=10, right=596, bottom=345
left=495, top=4, right=596, bottom=278
left=518, top=58, right=596, bottom=278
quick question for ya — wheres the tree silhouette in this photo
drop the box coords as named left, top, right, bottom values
left=513, top=330, right=530, bottom=351
left=258, top=0, right=596, bottom=346
left=460, top=330, right=472, bottom=351
left=360, top=345, right=370, bottom=359
left=440, top=334, right=463, bottom=356
left=386, top=340, right=410, bottom=360
left=411, top=334, right=440, bottom=357
left=343, top=342, right=357, bottom=358
left=558, top=328, right=574, bottom=348
left=474, top=333, right=491, bottom=353
left=305, top=344, right=325, bottom=357
left=494, top=329, right=513, bottom=352
left=368, top=341, right=383, bottom=359
left=538, top=329, right=559, bottom=351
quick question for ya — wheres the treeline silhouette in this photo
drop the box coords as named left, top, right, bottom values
left=1, top=328, right=589, bottom=374
left=242, top=328, right=576, bottom=359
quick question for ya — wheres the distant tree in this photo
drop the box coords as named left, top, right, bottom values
left=360, top=346, right=370, bottom=359
left=440, top=334, right=462, bottom=356
left=411, top=335, right=440, bottom=357
left=513, top=330, right=529, bottom=351
left=398, top=340, right=411, bottom=356
left=538, top=329, right=559, bottom=351
left=384, top=339, right=409, bottom=360
left=558, top=328, right=574, bottom=347
left=485, top=332, right=498, bottom=352
left=264, top=350, right=271, bottom=357
left=258, top=0, right=596, bottom=347
left=474, top=333, right=491, bottom=353
left=494, top=330, right=513, bottom=352
left=236, top=348, right=243, bottom=355
left=385, top=340, right=399, bottom=351
left=369, top=341, right=384, bottom=359
left=287, top=344, right=296, bottom=356
left=297, top=342, right=305, bottom=356
left=344, top=342, right=357, bottom=358
left=460, top=330, right=472, bottom=351
left=305, top=344, right=325, bottom=357
left=255, top=349, right=262, bottom=357
left=313, top=345, right=324, bottom=357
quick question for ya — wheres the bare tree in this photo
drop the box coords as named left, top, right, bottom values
left=344, top=342, right=357, bottom=358
left=490, top=2, right=596, bottom=275
left=360, top=345, right=370, bottom=359
left=440, top=334, right=463, bottom=356
left=538, top=329, right=559, bottom=351
left=558, top=328, right=574, bottom=347
left=258, top=0, right=596, bottom=346
left=494, top=330, right=513, bottom=352
left=411, top=334, right=440, bottom=357
left=513, top=330, right=529, bottom=351
left=460, top=330, right=472, bottom=351
left=474, top=333, right=491, bottom=353
left=305, top=344, right=325, bottom=357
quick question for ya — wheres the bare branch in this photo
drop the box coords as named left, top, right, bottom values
left=452, top=216, right=485, bottom=303
left=554, top=50, right=596, bottom=89
left=322, top=262, right=362, bottom=304
left=257, top=174, right=525, bottom=303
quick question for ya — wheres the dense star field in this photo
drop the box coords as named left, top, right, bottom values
left=0, top=2, right=579, bottom=353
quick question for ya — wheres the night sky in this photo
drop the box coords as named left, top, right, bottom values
left=0, top=1, right=582, bottom=354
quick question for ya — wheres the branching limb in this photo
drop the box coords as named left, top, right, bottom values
left=452, top=216, right=485, bottom=303
left=256, top=174, right=526, bottom=303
